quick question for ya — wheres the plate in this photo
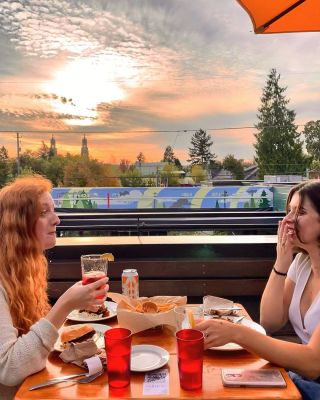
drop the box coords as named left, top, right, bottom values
left=130, top=345, right=170, bottom=372
left=66, top=301, right=117, bottom=322
left=54, top=323, right=111, bottom=352
left=208, top=317, right=266, bottom=351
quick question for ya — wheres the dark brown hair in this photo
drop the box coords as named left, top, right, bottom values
left=285, top=179, right=320, bottom=243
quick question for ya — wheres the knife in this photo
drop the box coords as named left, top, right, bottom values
left=28, top=372, right=88, bottom=391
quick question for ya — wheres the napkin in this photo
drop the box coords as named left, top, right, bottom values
left=59, top=341, right=106, bottom=369
left=203, top=295, right=238, bottom=316
left=108, top=292, right=187, bottom=334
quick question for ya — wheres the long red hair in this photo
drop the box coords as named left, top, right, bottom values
left=0, top=175, right=52, bottom=334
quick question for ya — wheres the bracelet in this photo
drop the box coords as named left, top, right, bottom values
left=273, top=267, right=287, bottom=277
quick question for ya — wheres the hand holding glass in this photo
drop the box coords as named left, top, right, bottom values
left=81, top=254, right=108, bottom=299
left=174, top=305, right=204, bottom=330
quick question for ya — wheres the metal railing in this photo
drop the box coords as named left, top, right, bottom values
left=56, top=209, right=285, bottom=236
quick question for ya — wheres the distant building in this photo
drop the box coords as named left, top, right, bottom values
left=264, top=175, right=302, bottom=183
left=49, top=134, right=57, bottom=156
left=81, top=134, right=89, bottom=159
left=308, top=169, right=320, bottom=179
left=244, top=165, right=259, bottom=180
left=134, top=161, right=166, bottom=176
left=212, top=168, right=233, bottom=180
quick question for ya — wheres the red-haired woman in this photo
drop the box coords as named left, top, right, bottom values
left=197, top=180, right=320, bottom=400
left=0, top=175, right=108, bottom=399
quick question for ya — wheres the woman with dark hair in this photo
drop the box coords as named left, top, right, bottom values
left=197, top=180, right=320, bottom=400
left=0, top=175, right=108, bottom=399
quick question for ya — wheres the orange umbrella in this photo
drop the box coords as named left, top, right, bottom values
left=237, top=0, right=320, bottom=34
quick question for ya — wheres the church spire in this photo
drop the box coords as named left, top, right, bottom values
left=81, top=134, right=89, bottom=159
left=49, top=134, right=57, bottom=156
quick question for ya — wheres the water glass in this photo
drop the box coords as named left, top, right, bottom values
left=81, top=254, right=108, bottom=299
left=105, top=328, right=132, bottom=388
left=176, top=329, right=204, bottom=390
left=174, top=305, right=204, bottom=330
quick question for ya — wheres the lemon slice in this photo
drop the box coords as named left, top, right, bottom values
left=101, top=253, right=114, bottom=261
left=187, top=309, right=195, bottom=328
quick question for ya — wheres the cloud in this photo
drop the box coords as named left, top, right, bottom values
left=0, top=0, right=320, bottom=162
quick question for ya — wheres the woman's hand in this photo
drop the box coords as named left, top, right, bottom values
left=59, top=277, right=109, bottom=313
left=195, top=318, right=237, bottom=350
left=275, top=217, right=296, bottom=273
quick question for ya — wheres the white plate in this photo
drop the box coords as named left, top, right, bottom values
left=54, top=323, right=111, bottom=352
left=208, top=317, right=266, bottom=351
left=130, top=345, right=170, bottom=372
left=66, top=301, right=117, bottom=322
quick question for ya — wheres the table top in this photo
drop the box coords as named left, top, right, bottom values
left=15, top=308, right=301, bottom=400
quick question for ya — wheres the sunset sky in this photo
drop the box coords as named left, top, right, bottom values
left=1, top=0, right=320, bottom=164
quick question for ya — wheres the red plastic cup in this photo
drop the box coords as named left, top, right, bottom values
left=176, top=329, right=204, bottom=390
left=105, top=328, right=132, bottom=388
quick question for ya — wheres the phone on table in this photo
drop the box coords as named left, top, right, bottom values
left=221, top=368, right=287, bottom=388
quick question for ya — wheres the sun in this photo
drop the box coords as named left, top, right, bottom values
left=43, top=53, right=139, bottom=126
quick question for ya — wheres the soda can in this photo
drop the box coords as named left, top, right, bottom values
left=122, top=269, right=139, bottom=299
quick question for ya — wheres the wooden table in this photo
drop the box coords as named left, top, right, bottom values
left=15, top=309, right=301, bottom=400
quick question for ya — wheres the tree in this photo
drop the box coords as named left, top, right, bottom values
left=120, top=166, right=144, bottom=187
left=191, top=164, right=207, bottom=184
left=303, top=120, right=320, bottom=161
left=222, top=154, right=244, bottom=179
left=0, top=146, right=11, bottom=187
left=254, top=69, right=306, bottom=178
left=119, top=159, right=130, bottom=173
left=162, top=146, right=175, bottom=163
left=160, top=163, right=180, bottom=186
left=258, top=189, right=271, bottom=209
left=36, top=141, right=51, bottom=160
left=43, top=155, right=67, bottom=186
left=188, top=129, right=216, bottom=167
left=136, top=152, right=145, bottom=164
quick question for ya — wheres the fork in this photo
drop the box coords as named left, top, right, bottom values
left=29, top=370, right=103, bottom=391
left=77, top=370, right=104, bottom=383
left=234, top=316, right=245, bottom=324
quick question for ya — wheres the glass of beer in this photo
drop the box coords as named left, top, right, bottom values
left=174, top=305, right=204, bottom=330
left=81, top=254, right=108, bottom=299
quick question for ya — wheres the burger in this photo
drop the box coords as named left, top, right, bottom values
left=60, top=324, right=96, bottom=349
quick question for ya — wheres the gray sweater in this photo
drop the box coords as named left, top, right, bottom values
left=0, top=285, right=58, bottom=399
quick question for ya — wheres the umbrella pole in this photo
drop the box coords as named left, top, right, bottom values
left=256, top=0, right=306, bottom=33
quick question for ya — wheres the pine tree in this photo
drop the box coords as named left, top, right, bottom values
left=0, top=146, right=11, bottom=187
left=188, top=129, right=216, bottom=167
left=303, top=120, right=320, bottom=161
left=162, top=146, right=175, bottom=163
left=254, top=69, right=305, bottom=178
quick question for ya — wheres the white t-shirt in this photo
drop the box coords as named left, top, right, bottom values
left=288, top=253, right=320, bottom=344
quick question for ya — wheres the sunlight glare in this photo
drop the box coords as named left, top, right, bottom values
left=43, top=53, right=140, bottom=126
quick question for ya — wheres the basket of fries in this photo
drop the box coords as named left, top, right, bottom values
left=108, top=292, right=187, bottom=333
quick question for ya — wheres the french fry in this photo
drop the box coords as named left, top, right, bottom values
left=187, top=309, right=196, bottom=328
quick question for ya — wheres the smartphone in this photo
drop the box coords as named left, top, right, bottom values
left=221, top=368, right=287, bottom=387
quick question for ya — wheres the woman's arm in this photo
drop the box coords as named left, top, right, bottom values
left=0, top=277, right=108, bottom=386
left=0, top=287, right=58, bottom=386
left=260, top=272, right=294, bottom=333
left=197, top=319, right=320, bottom=379
left=260, top=218, right=296, bottom=333
left=46, top=277, right=109, bottom=329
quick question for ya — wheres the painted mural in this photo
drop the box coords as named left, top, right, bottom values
left=52, top=186, right=274, bottom=209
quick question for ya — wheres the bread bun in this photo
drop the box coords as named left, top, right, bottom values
left=61, top=324, right=94, bottom=344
